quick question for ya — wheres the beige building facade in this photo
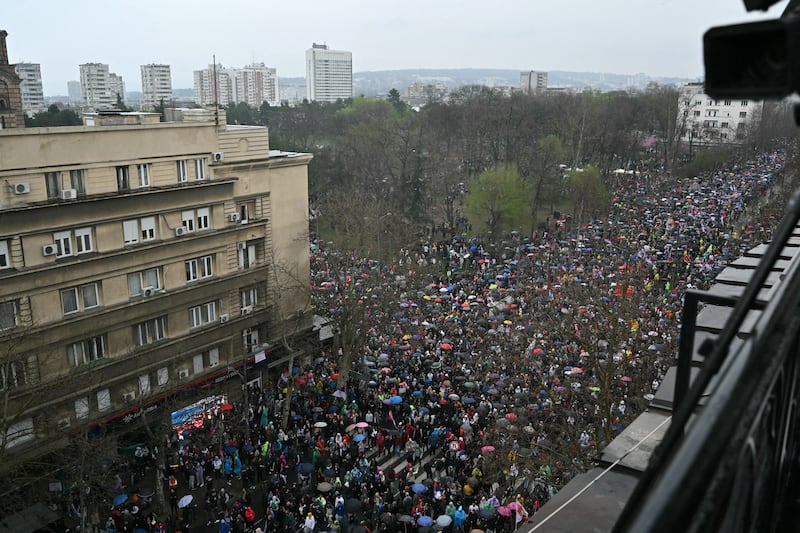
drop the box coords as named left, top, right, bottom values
left=0, top=109, right=312, bottom=462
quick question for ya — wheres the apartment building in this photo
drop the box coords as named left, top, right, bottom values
left=0, top=108, right=313, bottom=463
left=305, top=43, right=353, bottom=103
left=140, top=63, right=173, bottom=110
left=678, top=82, right=763, bottom=144
left=14, top=62, right=45, bottom=115
left=520, top=70, right=548, bottom=94
left=79, top=62, right=125, bottom=110
left=193, top=63, right=279, bottom=107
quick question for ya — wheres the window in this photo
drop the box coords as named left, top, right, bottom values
left=177, top=160, right=188, bottom=183
left=185, top=255, right=213, bottom=282
left=45, top=171, right=61, bottom=199
left=116, top=166, right=130, bottom=192
left=724, top=100, right=731, bottom=106
left=238, top=200, right=255, bottom=223
left=61, top=283, right=100, bottom=315
left=134, top=316, right=167, bottom=346
left=707, top=99, right=713, bottom=106
left=741, top=100, right=749, bottom=106
left=70, top=169, right=86, bottom=196
left=738, top=123, right=747, bottom=130
left=123, top=217, right=157, bottom=244
left=693, top=110, right=700, bottom=117
left=157, top=367, right=169, bottom=386
left=739, top=111, right=747, bottom=118
left=97, top=389, right=111, bottom=411
left=137, top=163, right=151, bottom=188
left=75, top=227, right=93, bottom=254
left=208, top=347, right=219, bottom=368
left=128, top=268, right=161, bottom=297
left=243, top=327, right=259, bottom=353
left=75, top=397, right=89, bottom=419
left=721, top=133, right=728, bottom=139
left=189, top=301, right=217, bottom=328
left=139, top=374, right=150, bottom=395
left=54, top=231, right=72, bottom=257
left=181, top=210, right=195, bottom=232
left=721, top=122, right=729, bottom=129
left=0, top=240, right=9, bottom=270
left=4, top=418, right=34, bottom=448
left=0, top=359, right=27, bottom=390
left=195, top=158, right=206, bottom=180
left=706, top=110, right=717, bottom=117
left=241, top=287, right=258, bottom=309
left=197, top=207, right=210, bottom=230
left=238, top=242, right=257, bottom=269
left=193, top=354, right=203, bottom=374
left=67, top=335, right=106, bottom=367
left=182, top=207, right=211, bottom=232
left=0, top=301, right=16, bottom=330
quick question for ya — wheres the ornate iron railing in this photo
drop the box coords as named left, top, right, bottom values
left=612, top=188, right=800, bottom=532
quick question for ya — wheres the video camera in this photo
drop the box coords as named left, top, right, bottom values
left=705, top=0, right=800, bottom=103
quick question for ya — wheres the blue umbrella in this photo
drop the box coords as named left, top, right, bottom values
left=390, top=395, right=403, bottom=405
left=411, top=483, right=428, bottom=494
left=243, top=444, right=255, bottom=453
left=113, top=494, right=128, bottom=506
left=225, top=446, right=238, bottom=455
left=412, top=390, right=423, bottom=397
left=463, top=397, right=476, bottom=404
left=353, top=434, right=366, bottom=443
left=328, top=406, right=340, bottom=413
left=417, top=516, right=434, bottom=527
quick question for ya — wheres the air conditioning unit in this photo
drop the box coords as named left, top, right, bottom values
left=178, top=369, right=190, bottom=379
left=175, top=226, right=188, bottom=237
left=142, top=286, right=157, bottom=297
left=60, top=188, right=78, bottom=200
left=123, top=391, right=136, bottom=402
left=229, top=213, right=240, bottom=223
left=241, top=305, right=254, bottom=315
left=14, top=183, right=30, bottom=194
left=42, top=244, right=58, bottom=256
left=213, top=151, right=225, bottom=162
left=219, top=313, right=229, bottom=323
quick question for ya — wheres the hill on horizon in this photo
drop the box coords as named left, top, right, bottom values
left=279, top=68, right=694, bottom=97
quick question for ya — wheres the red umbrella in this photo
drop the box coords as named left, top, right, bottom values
left=441, top=343, right=453, bottom=350
left=533, top=348, right=544, bottom=355
left=295, top=378, right=306, bottom=385
left=221, top=403, right=234, bottom=412
left=330, top=373, right=340, bottom=380
left=380, top=367, right=392, bottom=374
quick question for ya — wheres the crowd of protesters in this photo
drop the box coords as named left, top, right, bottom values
left=96, top=144, right=794, bottom=533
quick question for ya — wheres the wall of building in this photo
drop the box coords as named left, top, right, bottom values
left=0, top=117, right=312, bottom=459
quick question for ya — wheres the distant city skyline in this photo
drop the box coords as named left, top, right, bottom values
left=2, top=0, right=783, bottom=96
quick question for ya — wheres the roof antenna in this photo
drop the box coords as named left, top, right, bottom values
left=212, top=54, right=219, bottom=126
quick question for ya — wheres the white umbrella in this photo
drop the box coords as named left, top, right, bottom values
left=178, top=494, right=193, bottom=508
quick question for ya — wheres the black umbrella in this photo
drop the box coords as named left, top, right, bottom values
left=344, top=498, right=363, bottom=513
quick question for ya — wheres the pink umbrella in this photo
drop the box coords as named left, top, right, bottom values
left=621, top=376, right=633, bottom=382
left=356, top=422, right=370, bottom=428
left=570, top=367, right=584, bottom=374
left=380, top=367, right=392, bottom=374
left=497, top=505, right=513, bottom=517
left=481, top=445, right=495, bottom=453
left=504, top=413, right=518, bottom=421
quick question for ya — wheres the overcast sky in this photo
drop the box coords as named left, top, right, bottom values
left=3, top=0, right=785, bottom=95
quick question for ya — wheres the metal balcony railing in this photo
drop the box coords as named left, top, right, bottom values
left=611, top=187, right=800, bottom=532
